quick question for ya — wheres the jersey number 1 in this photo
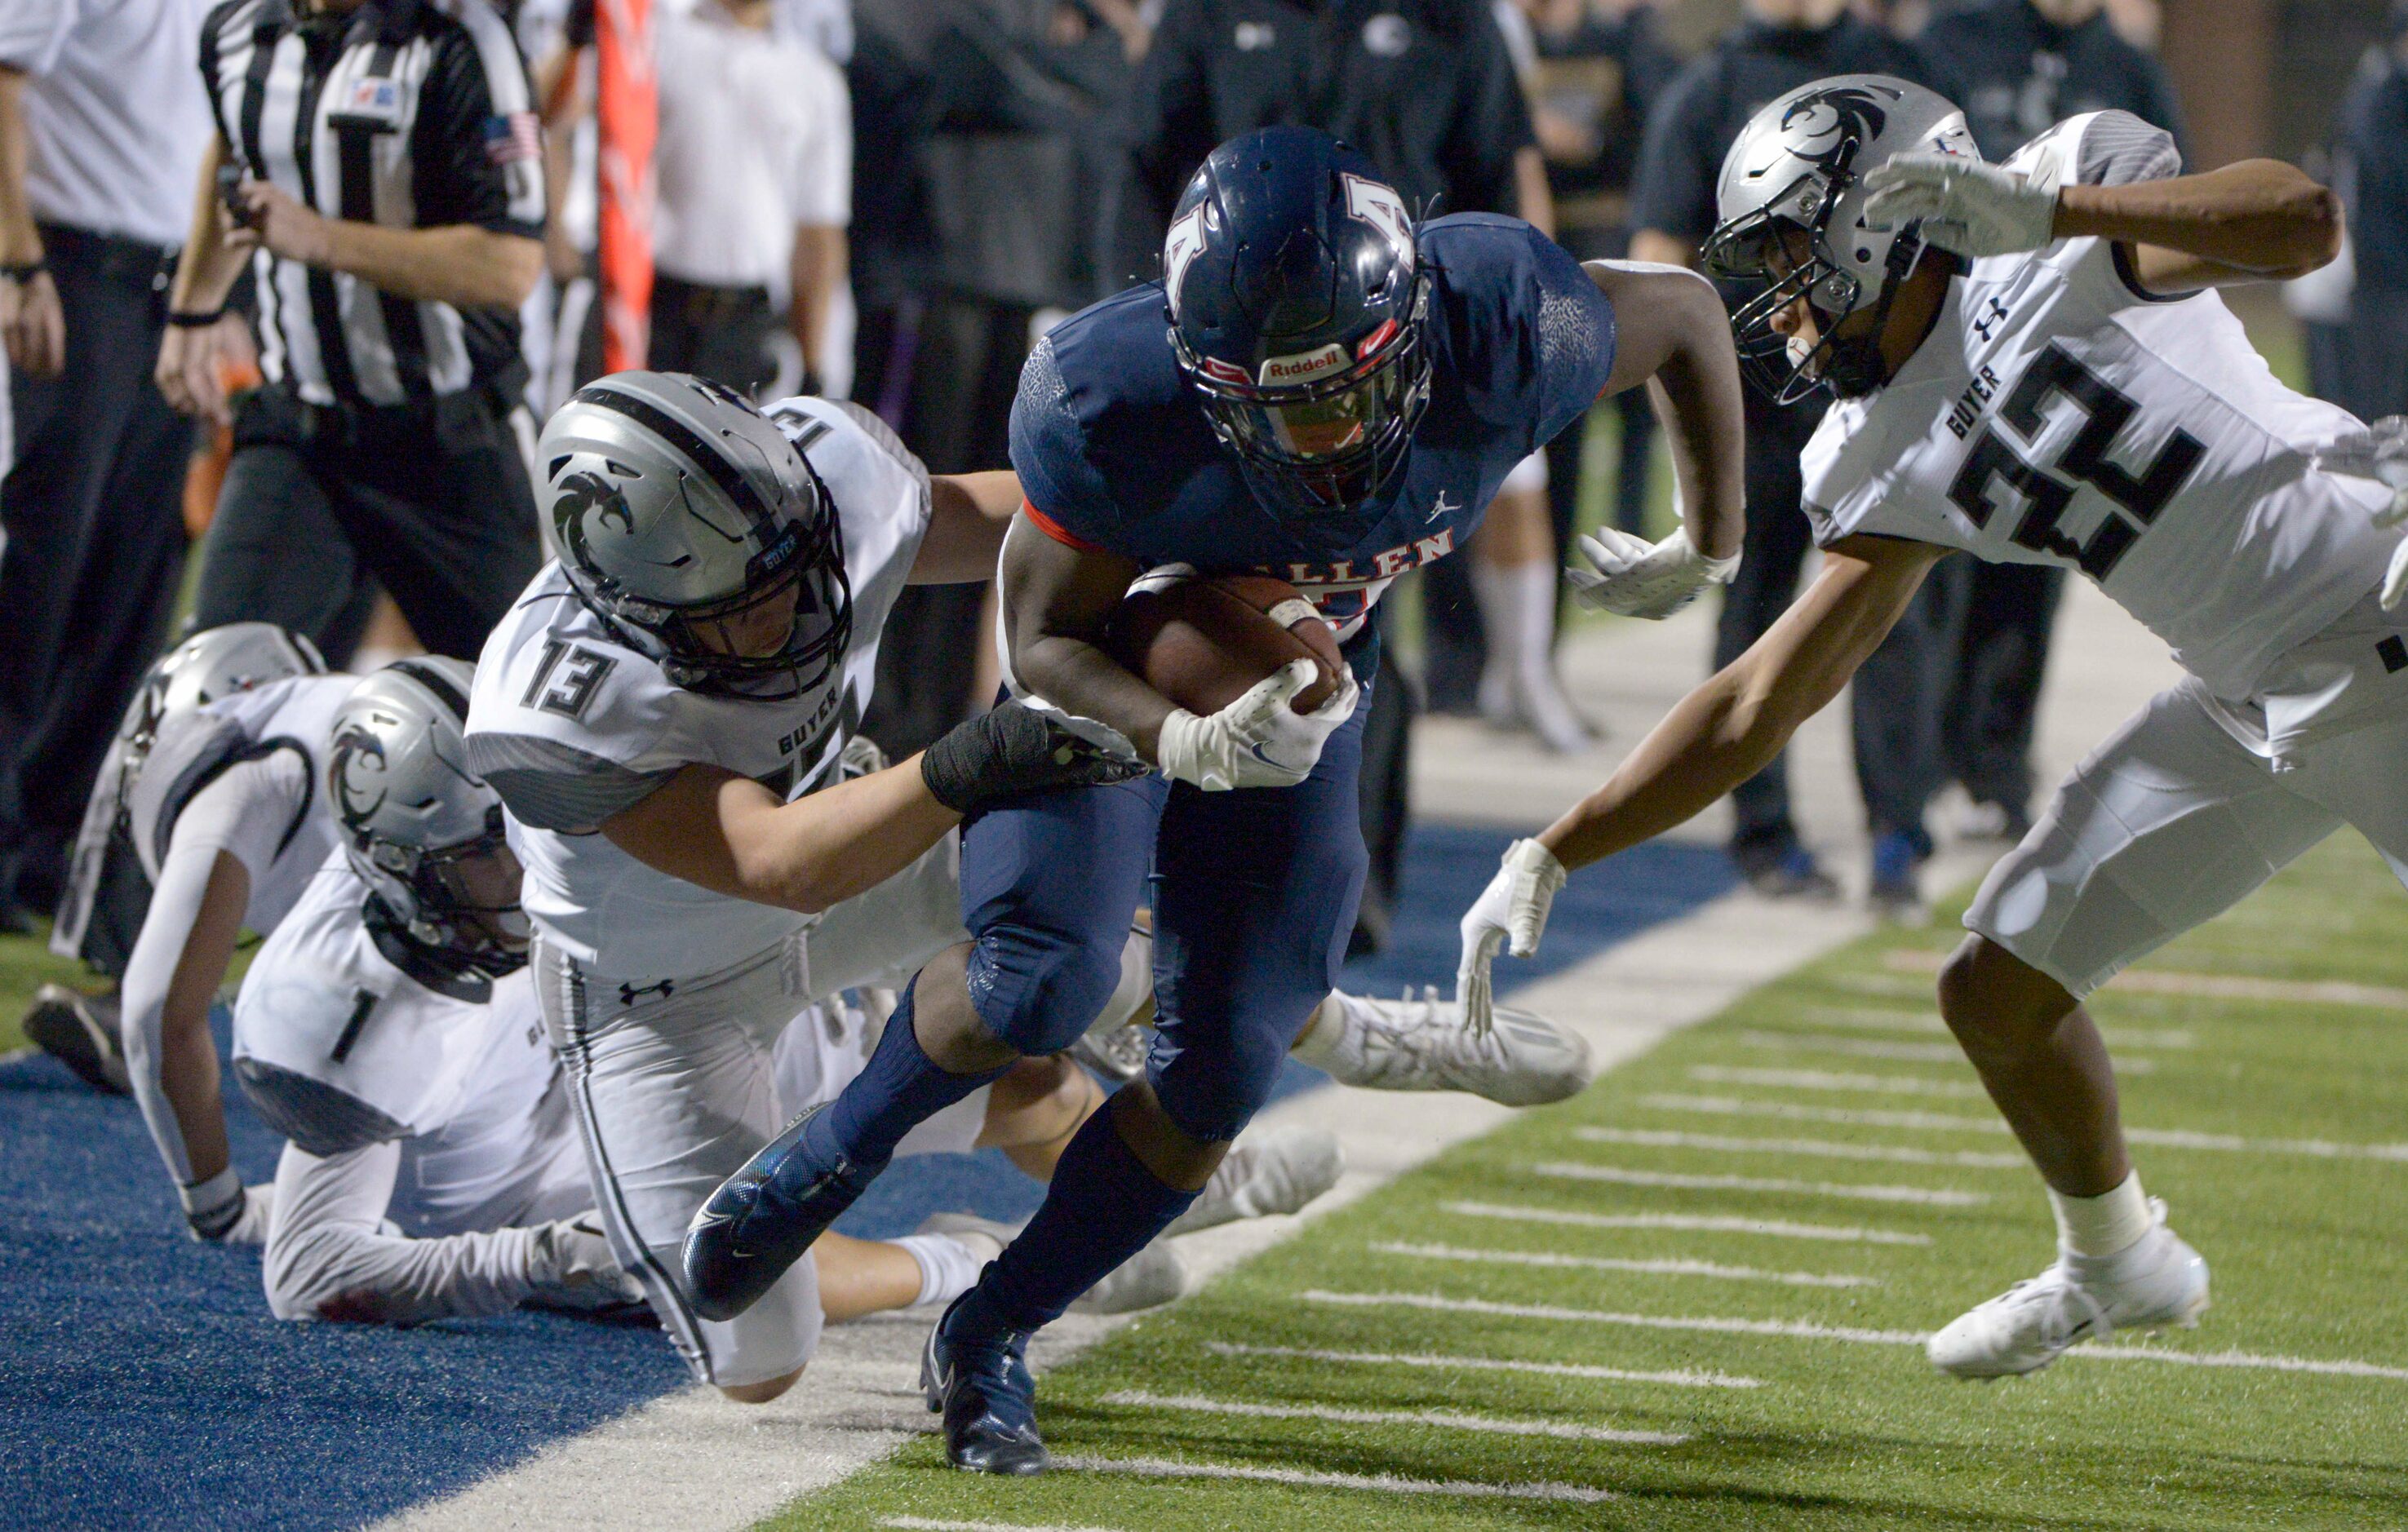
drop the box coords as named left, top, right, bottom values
left=1947, top=343, right=2206, bottom=579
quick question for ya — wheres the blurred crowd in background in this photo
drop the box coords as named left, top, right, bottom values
left=4, top=0, right=2406, bottom=944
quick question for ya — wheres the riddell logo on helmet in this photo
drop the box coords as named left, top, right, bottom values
left=1258, top=344, right=1348, bottom=386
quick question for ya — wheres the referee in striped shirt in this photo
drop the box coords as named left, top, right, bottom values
left=155, top=0, right=544, bottom=662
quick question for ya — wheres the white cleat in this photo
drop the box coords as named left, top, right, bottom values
left=1927, top=1200, right=2210, bottom=1379
left=1162, top=1126, right=1342, bottom=1238
left=1310, top=989, right=1594, bottom=1107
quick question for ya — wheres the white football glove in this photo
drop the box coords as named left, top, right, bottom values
left=1156, top=658, right=1360, bottom=791
left=526, top=1215, right=645, bottom=1313
left=1862, top=153, right=2059, bottom=259
left=1565, top=526, right=1740, bottom=620
left=2310, top=415, right=2408, bottom=610
left=1454, top=838, right=1568, bottom=1038
left=182, top=1169, right=275, bottom=1245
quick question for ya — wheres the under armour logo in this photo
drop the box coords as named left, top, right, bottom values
left=619, top=978, right=675, bottom=1005
left=1428, top=489, right=1461, bottom=523
left=1972, top=295, right=2011, bottom=344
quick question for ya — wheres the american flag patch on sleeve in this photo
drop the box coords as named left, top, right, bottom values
left=484, top=112, right=541, bottom=164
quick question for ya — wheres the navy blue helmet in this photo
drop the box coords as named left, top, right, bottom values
left=1164, top=127, right=1432, bottom=530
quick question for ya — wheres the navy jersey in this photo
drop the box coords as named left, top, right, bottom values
left=1010, top=213, right=1616, bottom=644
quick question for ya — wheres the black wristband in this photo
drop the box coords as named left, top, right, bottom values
left=166, top=306, right=228, bottom=328
left=2, top=260, right=43, bottom=283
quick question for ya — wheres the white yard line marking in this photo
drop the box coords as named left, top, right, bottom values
left=1733, top=1029, right=2158, bottom=1071
left=1441, top=1199, right=1931, bottom=1246
left=1529, top=1162, right=1989, bottom=1206
left=1370, top=1240, right=1876, bottom=1289
left=1644, top=1095, right=2408, bottom=1161
left=1300, top=1293, right=2408, bottom=1379
left=1798, top=1005, right=2193, bottom=1049
left=1054, top=1455, right=1618, bottom=1503
left=1881, top=948, right=2408, bottom=1010
left=1574, top=1126, right=2028, bottom=1170
left=1688, top=1065, right=1988, bottom=1098
left=880, top=1520, right=1124, bottom=1532
left=1100, top=1389, right=1690, bottom=1446
left=1201, top=1340, right=1764, bottom=1389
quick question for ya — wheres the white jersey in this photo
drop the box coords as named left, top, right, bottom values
left=233, top=856, right=574, bottom=1237
left=464, top=396, right=932, bottom=980
left=1802, top=112, right=2399, bottom=703
left=130, top=674, right=353, bottom=936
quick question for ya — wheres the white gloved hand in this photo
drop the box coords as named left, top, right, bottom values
left=1565, top=526, right=1741, bottom=619
left=1155, top=658, right=1360, bottom=791
left=1454, top=838, right=1568, bottom=1038
left=182, top=1168, right=276, bottom=1245
left=526, top=1215, right=645, bottom=1313
left=2311, top=415, right=2408, bottom=610
left=1862, top=153, right=2058, bottom=259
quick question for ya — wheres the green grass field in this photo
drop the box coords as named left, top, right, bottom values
left=774, top=839, right=2408, bottom=1531
left=0, top=922, right=87, bottom=1056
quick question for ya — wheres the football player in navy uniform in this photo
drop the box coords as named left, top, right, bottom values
left=681, top=126, right=1749, bottom=1472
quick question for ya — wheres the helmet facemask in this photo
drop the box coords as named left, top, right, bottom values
left=360, top=804, right=532, bottom=979
left=1175, top=268, right=1435, bottom=527
left=648, top=506, right=853, bottom=702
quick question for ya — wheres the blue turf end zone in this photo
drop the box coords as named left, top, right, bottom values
left=0, top=824, right=1732, bottom=1530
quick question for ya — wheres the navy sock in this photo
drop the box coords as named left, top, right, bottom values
left=806, top=980, right=1007, bottom=1168
left=971, top=1104, right=1202, bottom=1332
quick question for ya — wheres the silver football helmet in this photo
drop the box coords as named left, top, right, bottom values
left=119, top=623, right=326, bottom=769
left=326, top=658, right=529, bottom=978
left=1701, top=75, right=1977, bottom=401
left=538, top=370, right=851, bottom=700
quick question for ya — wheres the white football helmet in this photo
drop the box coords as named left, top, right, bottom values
left=326, top=658, right=528, bottom=980
left=539, top=371, right=851, bottom=700
left=1701, top=74, right=1977, bottom=401
left=118, top=623, right=326, bottom=770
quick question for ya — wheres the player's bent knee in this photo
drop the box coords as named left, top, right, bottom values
left=966, top=923, right=1128, bottom=1056
left=1150, top=1023, right=1292, bottom=1145
left=1937, top=935, right=2078, bottom=1052
left=718, top=1366, right=805, bottom=1405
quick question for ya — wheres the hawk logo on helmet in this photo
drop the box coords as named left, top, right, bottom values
left=557, top=469, right=636, bottom=537
left=329, top=722, right=390, bottom=826
left=1779, top=84, right=1904, bottom=170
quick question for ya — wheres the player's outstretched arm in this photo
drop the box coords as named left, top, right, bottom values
left=1457, top=535, right=1944, bottom=1016
left=598, top=703, right=1144, bottom=915
left=1563, top=261, right=1747, bottom=618
left=2055, top=160, right=2343, bottom=292
left=908, top=471, right=1024, bottom=585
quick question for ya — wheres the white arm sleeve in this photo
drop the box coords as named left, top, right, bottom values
left=264, top=1140, right=549, bottom=1324
left=120, top=758, right=309, bottom=1189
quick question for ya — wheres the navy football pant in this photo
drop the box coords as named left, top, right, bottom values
left=959, top=697, right=1370, bottom=1143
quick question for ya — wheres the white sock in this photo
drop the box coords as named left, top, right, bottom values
left=1287, top=994, right=1353, bottom=1074
left=1506, top=560, right=1560, bottom=697
left=2050, top=1171, right=2153, bottom=1260
left=1469, top=560, right=1523, bottom=707
left=893, top=1232, right=995, bottom=1308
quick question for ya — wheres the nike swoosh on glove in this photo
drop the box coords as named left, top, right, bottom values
left=1454, top=838, right=1568, bottom=1038
left=1862, top=153, right=2058, bottom=259
left=2310, top=416, right=2408, bottom=610
left=1566, top=527, right=1740, bottom=620
left=1157, top=658, right=1360, bottom=791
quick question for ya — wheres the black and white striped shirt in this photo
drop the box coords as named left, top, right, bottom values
left=199, top=0, right=543, bottom=407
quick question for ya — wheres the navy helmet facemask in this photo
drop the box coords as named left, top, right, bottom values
left=1164, top=127, right=1434, bottom=547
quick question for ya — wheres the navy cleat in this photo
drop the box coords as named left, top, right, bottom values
left=682, top=1102, right=885, bottom=1322
left=920, top=1290, right=1048, bottom=1474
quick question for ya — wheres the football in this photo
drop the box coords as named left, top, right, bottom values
left=1104, top=569, right=1344, bottom=715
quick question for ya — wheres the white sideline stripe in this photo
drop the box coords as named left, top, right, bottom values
left=1689, top=1065, right=1988, bottom=1098
left=1574, top=1127, right=2028, bottom=1170
left=1529, top=1162, right=1989, bottom=1206
left=1442, top=1199, right=1931, bottom=1246
left=1798, top=1004, right=2194, bottom=1050
left=1301, top=1292, right=2408, bottom=1379
left=880, top=1520, right=1124, bottom=1532
left=1201, top=1340, right=1764, bottom=1389
left=1734, top=1029, right=2158, bottom=1072
left=1101, top=1389, right=1690, bottom=1446
left=1644, top=1095, right=2408, bottom=1161
left=1054, top=1455, right=1617, bottom=1503
left=1880, top=948, right=2408, bottom=1010
left=1370, top=1240, right=1876, bottom=1289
